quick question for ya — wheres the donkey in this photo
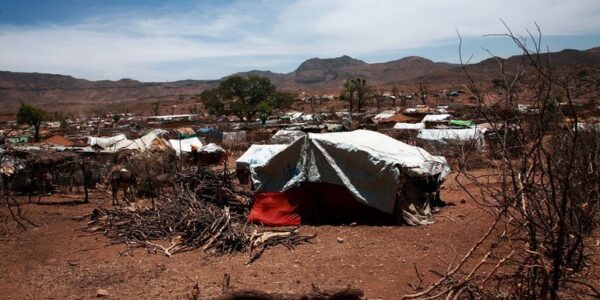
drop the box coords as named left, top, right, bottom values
left=108, top=165, right=137, bottom=206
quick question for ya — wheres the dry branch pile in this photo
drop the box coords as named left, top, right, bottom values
left=84, top=167, right=315, bottom=262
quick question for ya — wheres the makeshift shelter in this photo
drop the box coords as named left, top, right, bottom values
left=88, top=134, right=126, bottom=149
left=448, top=120, right=475, bottom=128
left=197, top=143, right=227, bottom=164
left=247, top=130, right=450, bottom=226
left=373, top=110, right=396, bottom=121
left=174, top=127, right=197, bottom=139
left=421, top=114, right=452, bottom=123
left=393, top=123, right=425, bottom=130
left=417, top=128, right=485, bottom=151
left=270, top=130, right=306, bottom=144
left=92, top=129, right=168, bottom=153
left=168, top=137, right=203, bottom=156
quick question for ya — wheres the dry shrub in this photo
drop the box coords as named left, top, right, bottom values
left=404, top=23, right=600, bottom=299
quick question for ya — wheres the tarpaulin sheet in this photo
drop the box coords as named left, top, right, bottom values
left=88, top=134, right=126, bottom=149
left=270, top=130, right=306, bottom=144
left=421, top=114, right=452, bottom=122
left=168, top=137, right=203, bottom=155
left=236, top=144, right=288, bottom=171
left=393, top=122, right=425, bottom=130
left=448, top=120, right=475, bottom=127
left=251, top=130, right=449, bottom=221
left=417, top=128, right=485, bottom=148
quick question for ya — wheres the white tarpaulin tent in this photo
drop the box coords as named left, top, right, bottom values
left=373, top=110, right=396, bottom=121
left=97, top=129, right=168, bottom=153
left=417, top=128, right=485, bottom=149
left=421, top=114, right=452, bottom=122
left=270, top=130, right=306, bottom=144
left=251, top=130, right=450, bottom=225
left=236, top=144, right=288, bottom=171
left=393, top=122, right=425, bottom=130
left=199, top=143, right=225, bottom=153
left=88, top=134, right=126, bottom=149
left=168, top=137, right=203, bottom=155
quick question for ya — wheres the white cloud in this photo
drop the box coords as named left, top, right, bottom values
left=0, top=0, right=599, bottom=81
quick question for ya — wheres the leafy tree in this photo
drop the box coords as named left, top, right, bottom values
left=351, top=78, right=369, bottom=112
left=201, top=76, right=293, bottom=122
left=16, top=103, right=46, bottom=142
left=340, top=79, right=357, bottom=112
left=112, top=114, right=121, bottom=123
left=256, top=101, right=273, bottom=125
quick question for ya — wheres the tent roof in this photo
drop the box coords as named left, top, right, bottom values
left=251, top=130, right=450, bottom=216
left=422, top=114, right=452, bottom=122
left=236, top=144, right=287, bottom=169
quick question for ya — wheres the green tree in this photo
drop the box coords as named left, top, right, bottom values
left=340, top=79, right=357, bottom=112
left=201, top=76, right=293, bottom=122
left=112, top=114, right=121, bottom=123
left=16, top=103, right=46, bottom=142
left=351, top=78, right=369, bottom=112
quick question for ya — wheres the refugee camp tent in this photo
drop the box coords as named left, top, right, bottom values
left=88, top=134, right=126, bottom=149
left=421, top=114, right=452, bottom=123
left=174, top=127, right=197, bottom=139
left=97, top=129, right=168, bottom=153
left=247, top=130, right=450, bottom=226
left=373, top=110, right=396, bottom=121
left=270, top=130, right=306, bottom=144
left=197, top=143, right=227, bottom=164
left=168, top=137, right=203, bottom=156
left=393, top=123, right=425, bottom=130
left=417, top=128, right=485, bottom=150
left=448, top=120, right=475, bottom=128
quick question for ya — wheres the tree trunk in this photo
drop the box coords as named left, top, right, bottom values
left=34, top=123, right=41, bottom=143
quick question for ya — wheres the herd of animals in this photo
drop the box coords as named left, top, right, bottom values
left=4, top=152, right=179, bottom=206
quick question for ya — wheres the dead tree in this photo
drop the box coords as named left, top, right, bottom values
left=404, top=23, right=600, bottom=299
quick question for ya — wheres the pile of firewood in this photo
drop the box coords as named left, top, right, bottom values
left=84, top=167, right=315, bottom=262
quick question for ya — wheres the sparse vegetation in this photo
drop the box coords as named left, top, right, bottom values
left=201, top=76, right=293, bottom=121
left=16, top=103, right=46, bottom=142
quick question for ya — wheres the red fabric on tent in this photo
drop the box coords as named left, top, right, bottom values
left=248, top=189, right=302, bottom=226
left=248, top=183, right=395, bottom=226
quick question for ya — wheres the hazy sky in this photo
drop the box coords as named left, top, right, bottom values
left=0, top=0, right=599, bottom=81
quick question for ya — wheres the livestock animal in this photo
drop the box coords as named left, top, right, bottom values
left=108, top=166, right=137, bottom=206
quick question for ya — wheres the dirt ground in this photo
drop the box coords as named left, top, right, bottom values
left=0, top=173, right=512, bottom=299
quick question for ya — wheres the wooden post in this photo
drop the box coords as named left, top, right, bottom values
left=80, top=156, right=89, bottom=204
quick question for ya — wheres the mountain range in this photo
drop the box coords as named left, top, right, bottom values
left=1, top=47, right=599, bottom=115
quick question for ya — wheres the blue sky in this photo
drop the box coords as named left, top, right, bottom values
left=0, top=0, right=599, bottom=81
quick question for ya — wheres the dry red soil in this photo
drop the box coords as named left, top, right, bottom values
left=0, top=173, right=533, bottom=299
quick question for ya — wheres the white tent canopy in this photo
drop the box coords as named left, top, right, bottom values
left=393, top=122, right=425, bottom=130
left=417, top=128, right=485, bottom=149
left=168, top=137, right=203, bottom=156
left=88, top=134, right=126, bottom=149
left=91, top=129, right=167, bottom=153
left=421, top=114, right=452, bottom=122
left=270, top=130, right=306, bottom=144
left=236, top=144, right=288, bottom=171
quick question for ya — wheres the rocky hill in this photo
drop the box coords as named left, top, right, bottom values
left=1, top=47, right=598, bottom=115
